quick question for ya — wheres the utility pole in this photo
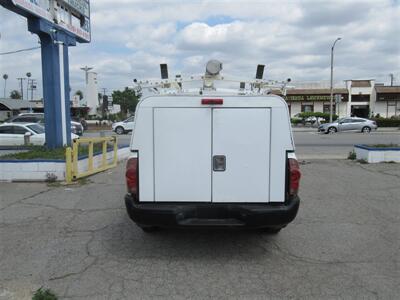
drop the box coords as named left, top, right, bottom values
left=17, top=77, right=26, bottom=100
left=330, top=37, right=341, bottom=123
left=389, top=73, right=394, bottom=86
left=2, top=74, right=8, bottom=98
left=26, top=72, right=31, bottom=101
left=31, top=79, right=37, bottom=100
left=80, top=66, right=93, bottom=84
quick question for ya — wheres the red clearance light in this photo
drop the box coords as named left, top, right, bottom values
left=288, top=158, right=301, bottom=196
left=201, top=98, right=223, bottom=105
left=126, top=157, right=138, bottom=196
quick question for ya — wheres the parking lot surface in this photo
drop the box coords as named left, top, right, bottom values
left=0, top=159, right=399, bottom=299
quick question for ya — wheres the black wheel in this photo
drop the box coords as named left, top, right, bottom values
left=260, top=227, right=282, bottom=234
left=327, top=127, right=337, bottom=134
left=115, top=126, right=125, bottom=135
left=361, top=126, right=371, bottom=133
left=139, top=225, right=159, bottom=233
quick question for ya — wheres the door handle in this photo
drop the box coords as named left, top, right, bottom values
left=213, top=155, right=226, bottom=171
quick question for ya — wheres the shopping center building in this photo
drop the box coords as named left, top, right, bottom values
left=274, top=80, right=400, bottom=118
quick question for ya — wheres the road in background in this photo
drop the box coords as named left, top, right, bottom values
left=294, top=130, right=400, bottom=159
left=84, top=129, right=400, bottom=159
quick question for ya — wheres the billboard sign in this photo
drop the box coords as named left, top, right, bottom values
left=9, top=0, right=90, bottom=42
left=61, top=0, right=89, bottom=17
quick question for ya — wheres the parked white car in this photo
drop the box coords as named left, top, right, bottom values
left=0, top=123, right=79, bottom=146
left=9, top=113, right=84, bottom=136
left=112, top=116, right=135, bottom=135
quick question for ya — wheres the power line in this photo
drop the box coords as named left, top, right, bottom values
left=0, top=46, right=41, bottom=56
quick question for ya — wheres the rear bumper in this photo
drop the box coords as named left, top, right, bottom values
left=125, top=195, right=300, bottom=228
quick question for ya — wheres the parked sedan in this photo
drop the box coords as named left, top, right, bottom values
left=318, top=117, right=378, bottom=134
left=8, top=113, right=84, bottom=136
left=0, top=123, right=79, bottom=146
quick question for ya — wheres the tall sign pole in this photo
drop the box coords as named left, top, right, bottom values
left=0, top=0, right=91, bottom=148
left=330, top=37, right=341, bottom=123
left=17, top=77, right=25, bottom=100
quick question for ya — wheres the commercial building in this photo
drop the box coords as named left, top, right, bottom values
left=0, top=98, right=37, bottom=121
left=373, top=86, right=400, bottom=118
left=281, top=88, right=348, bottom=117
left=275, top=80, right=400, bottom=118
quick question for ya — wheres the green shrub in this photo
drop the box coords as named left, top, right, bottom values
left=348, top=150, right=356, bottom=160
left=32, top=288, right=58, bottom=300
left=297, top=112, right=338, bottom=121
left=372, top=118, right=400, bottom=127
left=291, top=118, right=302, bottom=125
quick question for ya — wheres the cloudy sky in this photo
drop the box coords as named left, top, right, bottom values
left=1, top=0, right=399, bottom=99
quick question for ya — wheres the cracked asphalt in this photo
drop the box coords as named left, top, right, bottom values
left=0, top=159, right=399, bottom=299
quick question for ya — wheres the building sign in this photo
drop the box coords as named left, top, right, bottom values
left=60, top=0, right=89, bottom=17
left=286, top=94, right=348, bottom=102
left=377, top=93, right=400, bottom=101
left=9, top=0, right=90, bottom=42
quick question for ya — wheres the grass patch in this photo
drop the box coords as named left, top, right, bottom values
left=0, top=144, right=114, bottom=160
left=32, top=288, right=58, bottom=300
left=0, top=146, right=65, bottom=160
left=369, top=143, right=399, bottom=148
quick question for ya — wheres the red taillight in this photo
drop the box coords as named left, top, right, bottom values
left=288, top=158, right=301, bottom=196
left=201, top=98, right=223, bottom=105
left=126, top=157, right=138, bottom=195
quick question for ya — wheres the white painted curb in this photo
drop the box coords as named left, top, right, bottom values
left=354, top=145, right=400, bottom=163
left=0, top=147, right=130, bottom=182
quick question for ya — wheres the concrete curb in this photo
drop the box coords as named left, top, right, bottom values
left=0, top=147, right=130, bottom=182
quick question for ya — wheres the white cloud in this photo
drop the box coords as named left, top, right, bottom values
left=1, top=0, right=399, bottom=98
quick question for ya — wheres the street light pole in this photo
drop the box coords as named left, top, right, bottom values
left=26, top=72, right=31, bottom=101
left=330, top=37, right=341, bottom=123
left=80, top=66, right=93, bottom=85
left=2, top=74, right=8, bottom=98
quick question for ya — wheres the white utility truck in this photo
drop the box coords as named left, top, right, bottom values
left=125, top=60, right=301, bottom=232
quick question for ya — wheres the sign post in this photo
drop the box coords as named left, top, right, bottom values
left=0, top=0, right=90, bottom=149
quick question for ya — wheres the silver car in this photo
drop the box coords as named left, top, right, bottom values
left=318, top=117, right=378, bottom=134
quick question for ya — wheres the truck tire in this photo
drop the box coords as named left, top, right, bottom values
left=260, top=227, right=282, bottom=234
left=139, top=225, right=159, bottom=233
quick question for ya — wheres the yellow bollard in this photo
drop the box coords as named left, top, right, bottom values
left=113, top=136, right=118, bottom=166
left=65, top=147, right=72, bottom=184
left=73, top=139, right=79, bottom=180
left=102, top=140, right=107, bottom=167
left=88, top=141, right=94, bottom=172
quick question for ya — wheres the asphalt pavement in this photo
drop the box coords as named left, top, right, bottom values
left=294, top=130, right=400, bottom=159
left=0, top=159, right=399, bottom=299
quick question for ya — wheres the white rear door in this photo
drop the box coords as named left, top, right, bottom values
left=212, top=108, right=271, bottom=203
left=153, top=108, right=212, bottom=202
